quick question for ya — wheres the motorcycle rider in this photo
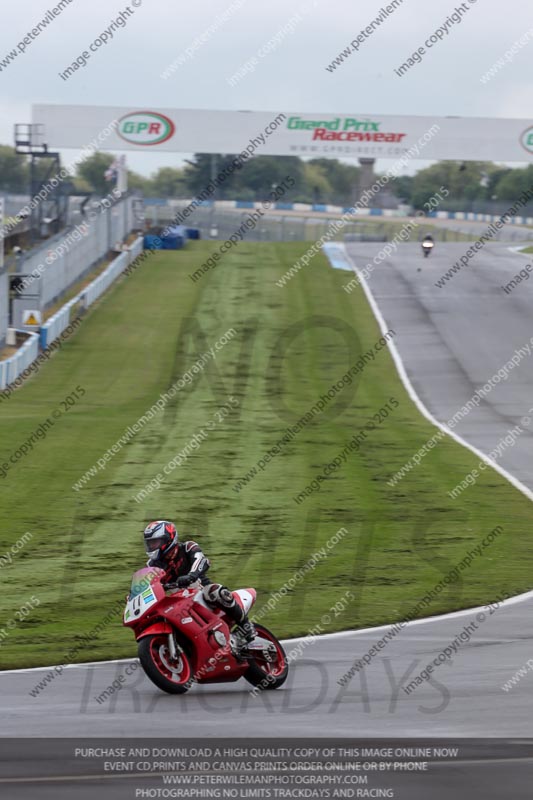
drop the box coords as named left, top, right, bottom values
left=143, top=520, right=256, bottom=645
left=419, top=233, right=435, bottom=269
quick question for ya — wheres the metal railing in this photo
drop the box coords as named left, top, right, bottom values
left=147, top=205, right=471, bottom=243
left=15, top=195, right=137, bottom=308
left=0, top=272, right=8, bottom=347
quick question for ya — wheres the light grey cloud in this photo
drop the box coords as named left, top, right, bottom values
left=0, top=0, right=531, bottom=176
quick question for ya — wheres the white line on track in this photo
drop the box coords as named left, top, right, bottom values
left=323, top=241, right=533, bottom=504
left=2, top=583, right=533, bottom=677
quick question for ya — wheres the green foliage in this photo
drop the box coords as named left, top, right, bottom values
left=307, top=158, right=360, bottom=205
left=126, top=170, right=153, bottom=195
left=392, top=175, right=414, bottom=204
left=76, top=152, right=115, bottom=195
left=235, top=156, right=305, bottom=200
left=0, top=145, right=29, bottom=192
left=149, top=167, right=186, bottom=197
left=491, top=164, right=533, bottom=201
left=183, top=154, right=241, bottom=197
left=70, top=176, right=92, bottom=194
left=0, top=141, right=531, bottom=211
left=393, top=161, right=533, bottom=210
left=182, top=154, right=344, bottom=203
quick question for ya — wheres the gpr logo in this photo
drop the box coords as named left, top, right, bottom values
left=117, top=111, right=176, bottom=145
left=520, top=126, right=533, bottom=155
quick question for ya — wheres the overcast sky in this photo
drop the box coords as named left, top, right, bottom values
left=1, top=0, right=532, bottom=177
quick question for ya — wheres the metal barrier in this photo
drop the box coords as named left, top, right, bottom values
left=0, top=271, right=8, bottom=347
left=81, top=251, right=129, bottom=307
left=39, top=297, right=81, bottom=350
left=15, top=195, right=137, bottom=308
left=40, top=236, right=144, bottom=349
left=0, top=331, right=40, bottom=390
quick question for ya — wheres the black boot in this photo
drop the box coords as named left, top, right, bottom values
left=238, top=617, right=256, bottom=643
left=227, top=603, right=256, bottom=647
left=209, top=584, right=257, bottom=648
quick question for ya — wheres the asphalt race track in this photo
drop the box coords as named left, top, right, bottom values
left=1, top=585, right=533, bottom=738
left=1, top=596, right=533, bottom=797
left=1, top=241, right=533, bottom=796
left=343, top=241, right=533, bottom=492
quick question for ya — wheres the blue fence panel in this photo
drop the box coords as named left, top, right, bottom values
left=144, top=235, right=163, bottom=249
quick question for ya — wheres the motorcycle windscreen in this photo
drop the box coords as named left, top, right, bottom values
left=129, top=567, right=162, bottom=599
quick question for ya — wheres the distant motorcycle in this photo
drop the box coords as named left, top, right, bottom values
left=123, top=567, right=288, bottom=694
left=422, top=240, right=434, bottom=258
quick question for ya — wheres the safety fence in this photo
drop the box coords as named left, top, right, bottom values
left=16, top=194, right=137, bottom=308
left=0, top=271, right=8, bottom=347
left=2, top=237, right=143, bottom=385
left=147, top=205, right=469, bottom=244
left=80, top=237, right=143, bottom=311
left=144, top=197, right=533, bottom=225
left=40, top=236, right=143, bottom=349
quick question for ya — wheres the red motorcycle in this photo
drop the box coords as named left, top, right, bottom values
left=123, top=567, right=288, bottom=694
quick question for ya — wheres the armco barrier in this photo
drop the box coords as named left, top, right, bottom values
left=0, top=331, right=39, bottom=390
left=129, top=237, right=144, bottom=262
left=81, top=251, right=129, bottom=308
left=39, top=297, right=81, bottom=350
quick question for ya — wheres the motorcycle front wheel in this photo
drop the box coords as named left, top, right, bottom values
left=244, top=624, right=289, bottom=690
left=138, top=633, right=193, bottom=694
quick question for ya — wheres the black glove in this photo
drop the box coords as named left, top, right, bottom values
left=164, top=576, right=193, bottom=591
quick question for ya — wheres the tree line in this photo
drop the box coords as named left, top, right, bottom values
left=0, top=145, right=531, bottom=211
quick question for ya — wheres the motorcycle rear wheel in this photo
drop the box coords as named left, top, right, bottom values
left=138, top=633, right=193, bottom=694
left=244, top=624, right=289, bottom=690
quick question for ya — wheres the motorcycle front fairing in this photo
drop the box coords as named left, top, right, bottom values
left=123, top=567, right=166, bottom=628
left=123, top=570, right=260, bottom=682
left=157, top=586, right=248, bottom=682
